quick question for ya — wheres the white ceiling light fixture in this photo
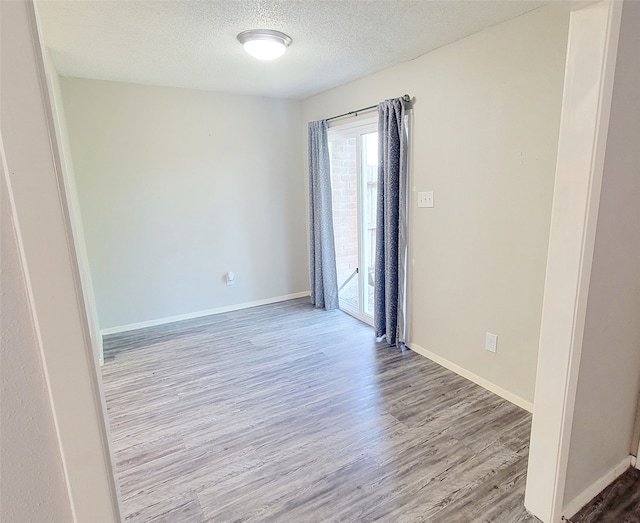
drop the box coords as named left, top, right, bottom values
left=237, top=29, right=292, bottom=61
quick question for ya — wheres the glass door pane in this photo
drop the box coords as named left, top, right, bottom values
left=328, top=120, right=377, bottom=326
left=328, top=136, right=359, bottom=314
left=360, top=132, right=378, bottom=318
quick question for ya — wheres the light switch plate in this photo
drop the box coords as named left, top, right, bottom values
left=418, top=191, right=434, bottom=208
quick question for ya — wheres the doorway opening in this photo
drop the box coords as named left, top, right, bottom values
left=328, top=119, right=378, bottom=326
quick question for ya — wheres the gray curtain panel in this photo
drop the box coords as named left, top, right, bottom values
left=374, top=97, right=409, bottom=346
left=308, top=120, right=339, bottom=310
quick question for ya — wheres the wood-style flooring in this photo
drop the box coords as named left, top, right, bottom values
left=102, top=298, right=539, bottom=522
left=571, top=467, right=640, bottom=523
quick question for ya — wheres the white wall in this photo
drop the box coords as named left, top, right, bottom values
left=60, top=79, right=308, bottom=331
left=563, top=0, right=640, bottom=507
left=1, top=1, right=121, bottom=520
left=302, top=5, right=569, bottom=406
left=1, top=169, right=73, bottom=523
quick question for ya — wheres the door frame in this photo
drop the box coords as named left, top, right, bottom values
left=2, top=1, right=122, bottom=520
left=328, top=117, right=378, bottom=327
left=524, top=1, right=623, bottom=521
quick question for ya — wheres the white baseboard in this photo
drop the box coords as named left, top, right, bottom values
left=100, top=292, right=310, bottom=336
left=562, top=455, right=633, bottom=519
left=408, top=342, right=533, bottom=413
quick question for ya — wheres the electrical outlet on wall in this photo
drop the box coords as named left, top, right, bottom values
left=417, top=191, right=434, bottom=208
left=485, top=332, right=498, bottom=353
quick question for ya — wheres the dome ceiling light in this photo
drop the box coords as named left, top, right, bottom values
left=237, top=29, right=292, bottom=61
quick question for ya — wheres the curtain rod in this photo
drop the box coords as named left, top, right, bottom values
left=325, top=94, right=411, bottom=122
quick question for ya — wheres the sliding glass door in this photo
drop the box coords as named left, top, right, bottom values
left=328, top=119, right=378, bottom=325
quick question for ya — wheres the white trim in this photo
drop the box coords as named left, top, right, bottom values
left=409, top=343, right=533, bottom=413
left=525, top=2, right=623, bottom=521
left=339, top=305, right=374, bottom=328
left=327, top=115, right=377, bottom=133
left=30, top=7, right=123, bottom=517
left=562, top=455, right=632, bottom=519
left=100, top=292, right=310, bottom=335
left=1, top=129, right=79, bottom=521
left=2, top=2, right=122, bottom=520
left=39, top=46, right=104, bottom=366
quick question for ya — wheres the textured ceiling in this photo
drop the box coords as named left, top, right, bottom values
left=36, top=0, right=548, bottom=100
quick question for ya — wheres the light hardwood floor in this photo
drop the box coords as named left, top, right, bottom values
left=102, top=298, right=539, bottom=522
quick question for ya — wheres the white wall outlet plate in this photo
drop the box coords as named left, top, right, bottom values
left=418, top=191, right=434, bottom=208
left=485, top=332, right=498, bottom=353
